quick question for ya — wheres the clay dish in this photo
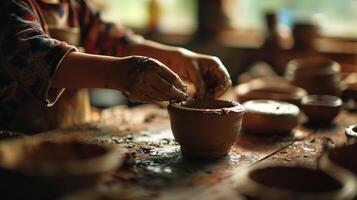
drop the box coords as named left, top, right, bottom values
left=236, top=165, right=356, bottom=200
left=345, top=124, right=357, bottom=145
left=235, top=77, right=307, bottom=105
left=301, top=95, right=342, bottom=124
left=167, top=99, right=244, bottom=159
left=242, top=100, right=299, bottom=135
left=0, top=137, right=124, bottom=198
left=285, top=57, right=342, bottom=96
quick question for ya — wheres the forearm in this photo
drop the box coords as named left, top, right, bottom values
left=51, top=52, right=130, bottom=90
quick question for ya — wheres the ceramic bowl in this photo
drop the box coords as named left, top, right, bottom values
left=301, top=95, right=342, bottom=124
left=167, top=99, right=245, bottom=159
left=235, top=77, right=307, bottom=105
left=0, top=137, right=124, bottom=199
left=345, top=124, right=357, bottom=145
left=285, top=57, right=342, bottom=96
left=242, top=100, right=299, bottom=135
left=236, top=165, right=357, bottom=200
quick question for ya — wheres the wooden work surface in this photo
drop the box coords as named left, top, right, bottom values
left=32, top=100, right=354, bottom=200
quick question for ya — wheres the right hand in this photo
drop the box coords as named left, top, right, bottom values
left=122, top=56, right=188, bottom=103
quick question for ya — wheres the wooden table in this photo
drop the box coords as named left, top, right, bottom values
left=31, top=99, right=352, bottom=200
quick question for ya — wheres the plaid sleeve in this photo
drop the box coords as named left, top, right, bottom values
left=0, top=0, right=77, bottom=106
left=76, top=0, right=142, bottom=57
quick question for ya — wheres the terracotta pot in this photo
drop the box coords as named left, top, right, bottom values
left=285, top=57, right=342, bottom=96
left=237, top=165, right=357, bottom=200
left=167, top=99, right=244, bottom=159
left=235, top=77, right=307, bottom=105
left=319, top=143, right=357, bottom=199
left=242, top=100, right=299, bottom=135
left=345, top=124, right=357, bottom=145
left=0, top=137, right=124, bottom=199
left=301, top=95, right=342, bottom=124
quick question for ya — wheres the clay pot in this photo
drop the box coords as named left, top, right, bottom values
left=167, top=99, right=244, bottom=159
left=301, top=95, right=342, bottom=124
left=319, top=143, right=357, bottom=199
left=285, top=57, right=342, bottom=96
left=345, top=124, right=357, bottom=145
left=0, top=137, right=124, bottom=199
left=242, top=100, right=299, bottom=135
left=237, top=165, right=357, bottom=200
left=235, top=77, right=307, bottom=105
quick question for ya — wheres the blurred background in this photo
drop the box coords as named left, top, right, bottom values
left=89, top=0, right=357, bottom=108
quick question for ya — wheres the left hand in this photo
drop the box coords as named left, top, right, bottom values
left=165, top=48, right=232, bottom=98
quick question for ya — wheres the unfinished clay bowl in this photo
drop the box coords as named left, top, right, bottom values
left=242, top=100, right=299, bottom=135
left=0, top=137, right=124, bottom=199
left=345, top=124, right=357, bottom=145
left=319, top=143, right=357, bottom=199
left=167, top=99, right=244, bottom=159
left=285, top=57, right=342, bottom=96
left=301, top=95, right=342, bottom=124
left=235, top=77, right=307, bottom=105
left=236, top=165, right=357, bottom=200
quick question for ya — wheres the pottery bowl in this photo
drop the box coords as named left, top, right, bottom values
left=237, top=165, right=356, bottom=200
left=235, top=77, right=307, bottom=105
left=167, top=99, right=244, bottom=159
left=285, top=57, right=342, bottom=96
left=0, top=137, right=123, bottom=198
left=242, top=100, right=299, bottom=135
left=301, top=95, right=342, bottom=124
left=345, top=124, right=357, bottom=145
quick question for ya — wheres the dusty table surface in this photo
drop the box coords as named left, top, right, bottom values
left=25, top=100, right=352, bottom=200
left=3, top=91, right=355, bottom=200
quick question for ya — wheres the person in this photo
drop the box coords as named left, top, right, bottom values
left=0, top=0, right=231, bottom=133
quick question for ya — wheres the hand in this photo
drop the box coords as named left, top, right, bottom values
left=166, top=49, right=232, bottom=98
left=121, top=56, right=188, bottom=103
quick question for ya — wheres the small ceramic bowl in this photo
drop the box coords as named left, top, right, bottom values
left=345, top=124, right=357, bottom=145
left=237, top=165, right=356, bottom=200
left=235, top=77, right=307, bottom=105
left=285, top=57, right=342, bottom=96
left=167, top=99, right=245, bottom=159
left=301, top=95, right=342, bottom=124
left=0, top=137, right=124, bottom=199
left=242, top=100, right=300, bottom=135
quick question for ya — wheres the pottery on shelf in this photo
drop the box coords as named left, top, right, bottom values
left=0, top=137, right=124, bottom=199
left=242, top=100, right=299, bottom=135
left=235, top=76, right=307, bottom=105
left=0, top=131, right=25, bottom=141
left=236, top=165, right=357, bottom=200
left=167, top=99, right=245, bottom=159
left=345, top=124, right=357, bottom=145
left=285, top=57, right=342, bottom=96
left=301, top=95, right=342, bottom=124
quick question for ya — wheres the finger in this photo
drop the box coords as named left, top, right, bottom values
left=186, top=60, right=205, bottom=97
left=151, top=74, right=188, bottom=101
left=156, top=64, right=188, bottom=93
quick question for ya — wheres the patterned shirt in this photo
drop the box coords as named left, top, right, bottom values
left=0, top=0, right=137, bottom=130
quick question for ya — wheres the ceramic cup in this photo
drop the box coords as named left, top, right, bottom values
left=285, top=57, right=342, bottom=96
left=345, top=124, right=357, bottom=145
left=167, top=99, right=245, bottom=159
left=301, top=95, right=342, bottom=124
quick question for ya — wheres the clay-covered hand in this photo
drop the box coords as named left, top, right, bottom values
left=122, top=56, right=188, bottom=103
left=166, top=49, right=232, bottom=98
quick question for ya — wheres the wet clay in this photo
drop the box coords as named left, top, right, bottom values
left=167, top=99, right=244, bottom=159
left=301, top=95, right=342, bottom=124
left=242, top=100, right=299, bottom=134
